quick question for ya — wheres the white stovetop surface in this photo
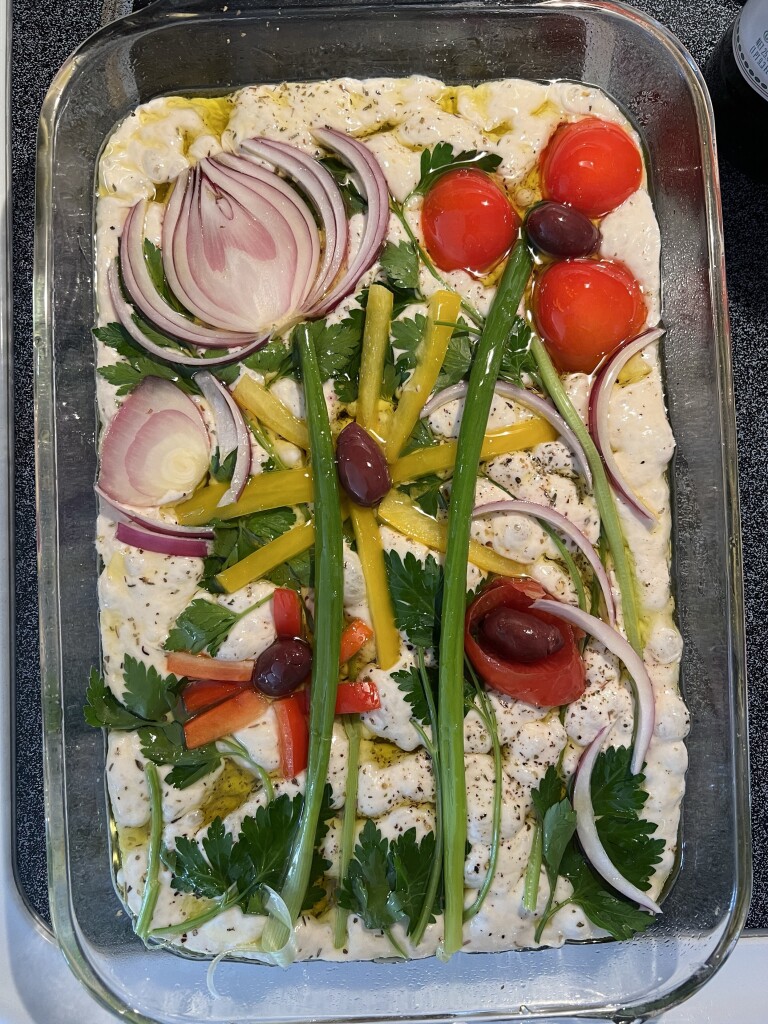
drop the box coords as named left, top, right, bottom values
left=0, top=7, right=758, bottom=1023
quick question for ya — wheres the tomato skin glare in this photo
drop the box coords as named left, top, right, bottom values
left=532, top=258, right=647, bottom=374
left=540, top=116, right=643, bottom=218
left=464, top=578, right=586, bottom=707
left=421, top=169, right=520, bottom=274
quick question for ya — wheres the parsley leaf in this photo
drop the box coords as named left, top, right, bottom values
left=435, top=320, right=475, bottom=390
left=84, top=669, right=146, bottom=730
left=392, top=663, right=438, bottom=727
left=143, top=239, right=189, bottom=315
left=380, top=240, right=421, bottom=292
left=339, top=819, right=400, bottom=933
left=164, top=599, right=239, bottom=657
left=399, top=418, right=436, bottom=458
left=412, top=143, right=502, bottom=197
left=84, top=658, right=183, bottom=730
left=398, top=474, right=446, bottom=518
left=242, top=336, right=294, bottom=379
left=95, top=323, right=198, bottom=396
left=210, top=447, right=237, bottom=483
left=263, top=547, right=314, bottom=590
left=388, top=829, right=440, bottom=935
left=319, top=156, right=367, bottom=216
left=559, top=845, right=655, bottom=940
left=498, top=317, right=536, bottom=385
left=384, top=550, right=443, bottom=648
left=299, top=309, right=365, bottom=402
left=542, top=800, right=577, bottom=886
left=201, top=508, right=297, bottom=592
left=531, top=764, right=567, bottom=820
left=139, top=721, right=223, bottom=789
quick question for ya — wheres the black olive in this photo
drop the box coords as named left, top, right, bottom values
left=335, top=422, right=391, bottom=507
left=526, top=201, right=600, bottom=259
left=479, top=607, right=564, bottom=664
left=253, top=638, right=312, bottom=697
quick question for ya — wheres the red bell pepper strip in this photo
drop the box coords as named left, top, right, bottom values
left=166, top=651, right=254, bottom=683
left=273, top=694, right=309, bottom=778
left=182, top=678, right=250, bottom=715
left=464, top=578, right=585, bottom=706
left=272, top=587, right=303, bottom=639
left=339, top=619, right=374, bottom=664
left=183, top=689, right=269, bottom=749
left=299, top=679, right=381, bottom=716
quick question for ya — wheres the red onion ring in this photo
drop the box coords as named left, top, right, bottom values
left=471, top=499, right=615, bottom=625
left=116, top=520, right=210, bottom=558
left=105, top=262, right=269, bottom=367
left=120, top=200, right=249, bottom=348
left=421, top=381, right=592, bottom=488
left=588, top=328, right=665, bottom=526
left=573, top=727, right=662, bottom=914
left=239, top=138, right=348, bottom=309
left=530, top=599, right=655, bottom=775
left=194, top=371, right=252, bottom=505
left=96, top=485, right=214, bottom=540
left=310, top=127, right=389, bottom=315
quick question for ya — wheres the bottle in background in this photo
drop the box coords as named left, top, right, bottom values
left=705, top=0, right=768, bottom=182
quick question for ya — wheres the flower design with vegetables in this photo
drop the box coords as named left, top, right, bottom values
left=87, top=77, right=685, bottom=964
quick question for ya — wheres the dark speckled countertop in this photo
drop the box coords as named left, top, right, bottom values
left=10, top=0, right=768, bottom=931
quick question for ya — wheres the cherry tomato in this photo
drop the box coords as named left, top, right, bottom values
left=533, top=258, right=646, bottom=373
left=464, top=578, right=585, bottom=707
left=540, top=117, right=642, bottom=218
left=421, top=169, right=520, bottom=274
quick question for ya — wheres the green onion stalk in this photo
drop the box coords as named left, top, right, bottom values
left=530, top=337, right=642, bottom=654
left=261, top=324, right=344, bottom=954
left=437, top=239, right=533, bottom=958
left=334, top=715, right=362, bottom=948
left=135, top=762, right=162, bottom=941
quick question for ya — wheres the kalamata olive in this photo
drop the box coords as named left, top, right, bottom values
left=526, top=201, right=600, bottom=258
left=335, top=422, right=391, bottom=507
left=253, top=638, right=312, bottom=697
left=480, top=607, right=564, bottom=664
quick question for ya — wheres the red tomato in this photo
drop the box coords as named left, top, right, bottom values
left=421, top=169, right=520, bottom=274
left=540, top=117, right=643, bottom=218
left=272, top=587, right=303, bottom=639
left=299, top=680, right=381, bottom=716
left=273, top=694, right=309, bottom=778
left=464, top=579, right=585, bottom=707
left=533, top=258, right=646, bottom=373
left=183, top=689, right=269, bottom=749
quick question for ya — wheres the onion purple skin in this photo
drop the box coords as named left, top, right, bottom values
left=587, top=327, right=665, bottom=527
left=96, top=486, right=214, bottom=540
left=115, top=519, right=211, bottom=558
left=530, top=598, right=655, bottom=775
left=573, top=727, right=662, bottom=915
left=471, top=499, right=616, bottom=625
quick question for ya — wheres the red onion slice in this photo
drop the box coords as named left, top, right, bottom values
left=95, top=485, right=215, bottom=539
left=116, top=520, right=210, bottom=558
left=194, top=371, right=252, bottom=505
left=472, top=500, right=615, bottom=625
left=120, top=200, right=250, bottom=348
left=573, top=727, right=662, bottom=914
left=421, top=382, right=592, bottom=489
left=106, top=262, right=269, bottom=367
left=530, top=599, right=654, bottom=775
left=239, top=138, right=348, bottom=309
left=98, top=376, right=210, bottom=507
left=588, top=328, right=665, bottom=526
left=310, top=127, right=389, bottom=315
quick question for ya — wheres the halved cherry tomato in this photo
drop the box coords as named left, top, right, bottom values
left=182, top=678, right=250, bottom=715
left=299, top=680, right=381, bottom=716
left=166, top=651, right=254, bottom=683
left=532, top=258, right=646, bottom=373
left=183, top=688, right=269, bottom=749
left=273, top=694, right=309, bottom=778
left=540, top=117, right=642, bottom=218
left=421, top=168, right=520, bottom=274
left=465, top=579, right=585, bottom=706
left=272, top=587, right=303, bottom=639
left=339, top=619, right=374, bottom=664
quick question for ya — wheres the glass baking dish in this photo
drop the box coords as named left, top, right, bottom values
left=33, top=0, right=750, bottom=1020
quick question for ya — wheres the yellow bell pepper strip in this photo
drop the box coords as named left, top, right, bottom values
left=348, top=504, right=401, bottom=670
left=377, top=491, right=526, bottom=578
left=384, top=290, right=462, bottom=463
left=174, top=467, right=313, bottom=526
left=390, top=417, right=557, bottom=484
left=216, top=521, right=315, bottom=593
left=232, top=375, right=310, bottom=449
left=356, top=284, right=394, bottom=434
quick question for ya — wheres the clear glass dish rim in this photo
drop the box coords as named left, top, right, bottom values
left=32, top=1, right=750, bottom=1021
